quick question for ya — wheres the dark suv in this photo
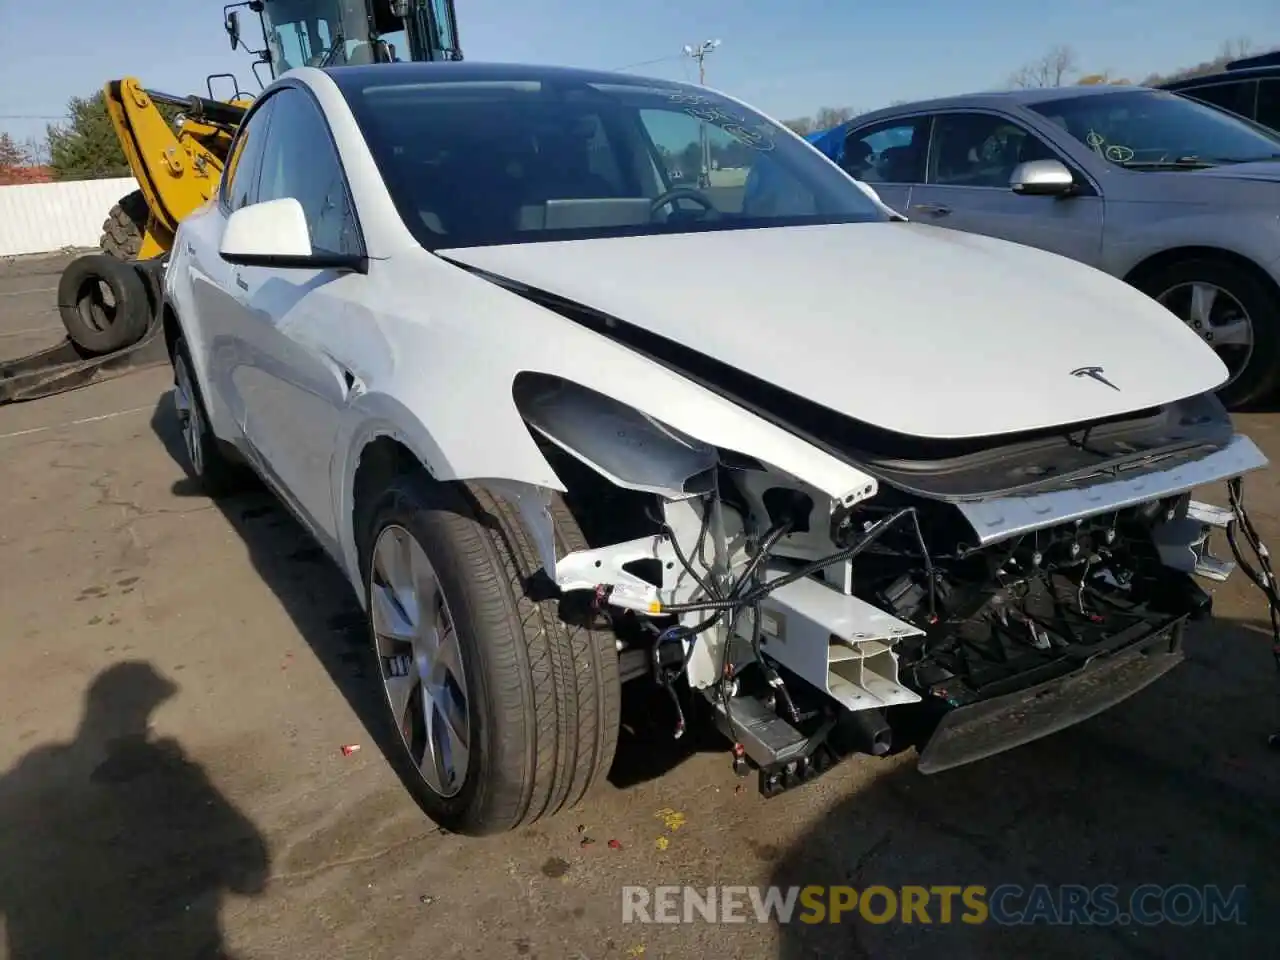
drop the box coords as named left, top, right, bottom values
left=1159, top=50, right=1280, bottom=130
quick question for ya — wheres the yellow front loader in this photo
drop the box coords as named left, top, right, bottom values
left=47, top=0, right=462, bottom=361
left=100, top=80, right=251, bottom=262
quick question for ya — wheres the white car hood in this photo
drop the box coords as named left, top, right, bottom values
left=439, top=222, right=1228, bottom=439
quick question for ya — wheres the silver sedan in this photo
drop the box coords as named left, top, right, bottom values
left=832, top=86, right=1280, bottom=408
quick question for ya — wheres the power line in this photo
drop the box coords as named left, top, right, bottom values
left=0, top=115, right=68, bottom=121
left=609, top=54, right=684, bottom=72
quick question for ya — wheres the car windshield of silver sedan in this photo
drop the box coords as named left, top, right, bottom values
left=1028, top=89, right=1280, bottom=170
left=338, top=73, right=890, bottom=248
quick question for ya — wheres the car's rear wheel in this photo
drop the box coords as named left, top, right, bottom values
left=1138, top=257, right=1280, bottom=409
left=171, top=335, right=251, bottom=497
left=357, top=474, right=620, bottom=836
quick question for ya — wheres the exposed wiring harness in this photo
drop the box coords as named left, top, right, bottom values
left=1223, top=479, right=1280, bottom=750
left=644, top=498, right=940, bottom=746
left=655, top=505, right=938, bottom=621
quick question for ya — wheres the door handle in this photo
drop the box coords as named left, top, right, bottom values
left=234, top=273, right=249, bottom=291
left=911, top=203, right=952, bottom=217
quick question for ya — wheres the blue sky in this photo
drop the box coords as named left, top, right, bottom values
left=1, top=0, right=1277, bottom=148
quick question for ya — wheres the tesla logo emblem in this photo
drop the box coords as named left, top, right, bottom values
left=1070, top=366, right=1119, bottom=391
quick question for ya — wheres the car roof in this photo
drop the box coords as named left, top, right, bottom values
left=321, top=60, right=696, bottom=94
left=849, top=84, right=1149, bottom=124
left=1161, top=63, right=1280, bottom=89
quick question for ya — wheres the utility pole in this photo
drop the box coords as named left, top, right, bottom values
left=683, top=38, right=720, bottom=84
left=683, top=39, right=720, bottom=187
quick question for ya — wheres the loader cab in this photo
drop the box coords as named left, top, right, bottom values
left=224, top=0, right=460, bottom=85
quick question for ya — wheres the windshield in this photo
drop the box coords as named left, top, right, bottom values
left=262, top=0, right=378, bottom=72
left=337, top=71, right=889, bottom=249
left=1027, top=89, right=1280, bottom=169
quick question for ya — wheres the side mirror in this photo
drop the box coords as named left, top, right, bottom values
left=225, top=11, right=241, bottom=50
left=1010, top=159, right=1076, bottom=196
left=220, top=198, right=366, bottom=272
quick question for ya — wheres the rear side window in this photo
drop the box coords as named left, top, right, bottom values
left=844, top=117, right=929, bottom=184
left=221, top=96, right=276, bottom=211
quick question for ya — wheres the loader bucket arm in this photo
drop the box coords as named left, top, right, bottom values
left=101, top=78, right=249, bottom=260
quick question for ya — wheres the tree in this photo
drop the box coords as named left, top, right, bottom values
left=0, top=132, right=24, bottom=169
left=813, top=106, right=858, bottom=131
left=1220, top=37, right=1254, bottom=61
left=1141, top=37, right=1258, bottom=86
left=1008, top=44, right=1079, bottom=88
left=47, top=92, right=131, bottom=180
left=781, top=116, right=815, bottom=136
left=1076, top=71, right=1131, bottom=86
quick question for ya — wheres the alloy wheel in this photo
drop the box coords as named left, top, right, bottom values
left=1157, top=281, right=1254, bottom=388
left=173, top=354, right=204, bottom=476
left=369, top=524, right=471, bottom=798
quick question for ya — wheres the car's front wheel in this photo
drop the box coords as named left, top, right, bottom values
left=357, top=473, right=620, bottom=836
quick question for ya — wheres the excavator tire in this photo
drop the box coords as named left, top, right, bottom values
left=100, top=189, right=148, bottom=261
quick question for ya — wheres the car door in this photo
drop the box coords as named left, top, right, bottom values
left=905, top=110, right=1104, bottom=266
left=189, top=94, right=277, bottom=435
left=838, top=115, right=931, bottom=215
left=227, top=84, right=368, bottom=547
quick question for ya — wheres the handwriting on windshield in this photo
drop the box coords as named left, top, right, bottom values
left=668, top=92, right=776, bottom=152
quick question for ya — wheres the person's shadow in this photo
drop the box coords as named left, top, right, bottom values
left=0, top=661, right=270, bottom=960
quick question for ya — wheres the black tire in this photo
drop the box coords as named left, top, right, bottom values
left=56, top=253, right=151, bottom=355
left=357, top=475, right=621, bottom=836
left=1135, top=257, right=1280, bottom=409
left=171, top=334, right=251, bottom=497
left=100, top=189, right=147, bottom=261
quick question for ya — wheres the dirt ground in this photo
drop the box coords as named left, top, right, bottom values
left=1, top=254, right=1279, bottom=959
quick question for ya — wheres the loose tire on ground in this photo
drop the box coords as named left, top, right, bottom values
left=56, top=253, right=151, bottom=355
left=170, top=334, right=253, bottom=497
left=100, top=189, right=148, bottom=261
left=1135, top=256, right=1280, bottom=409
left=357, top=474, right=621, bottom=836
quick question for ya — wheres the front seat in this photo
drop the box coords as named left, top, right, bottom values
left=345, top=42, right=375, bottom=64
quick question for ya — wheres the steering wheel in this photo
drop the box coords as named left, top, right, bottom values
left=650, top=185, right=718, bottom=218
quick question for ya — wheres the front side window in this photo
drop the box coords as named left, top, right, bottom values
left=337, top=72, right=890, bottom=249
left=1028, top=89, right=1280, bottom=169
left=221, top=96, right=276, bottom=211
left=928, top=113, right=1057, bottom=187
left=255, top=87, right=361, bottom=256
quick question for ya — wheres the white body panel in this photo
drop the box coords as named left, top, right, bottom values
left=439, top=222, right=1229, bottom=439
left=163, top=66, right=1245, bottom=606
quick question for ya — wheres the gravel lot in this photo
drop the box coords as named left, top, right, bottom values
left=1, top=254, right=1278, bottom=959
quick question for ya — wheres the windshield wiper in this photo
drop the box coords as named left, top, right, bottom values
left=1118, top=157, right=1218, bottom=170
left=1196, top=153, right=1280, bottom=164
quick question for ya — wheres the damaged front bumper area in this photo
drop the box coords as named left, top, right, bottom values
left=531, top=375, right=1270, bottom=792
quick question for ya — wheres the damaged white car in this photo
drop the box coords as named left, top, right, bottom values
left=163, top=61, right=1273, bottom=836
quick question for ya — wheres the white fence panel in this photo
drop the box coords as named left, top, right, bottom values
left=0, top=178, right=138, bottom=257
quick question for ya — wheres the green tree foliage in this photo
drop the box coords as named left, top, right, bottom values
left=47, top=92, right=131, bottom=180
left=47, top=90, right=181, bottom=181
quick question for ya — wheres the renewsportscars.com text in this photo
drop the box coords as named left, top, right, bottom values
left=621, top=884, right=1249, bottom=926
